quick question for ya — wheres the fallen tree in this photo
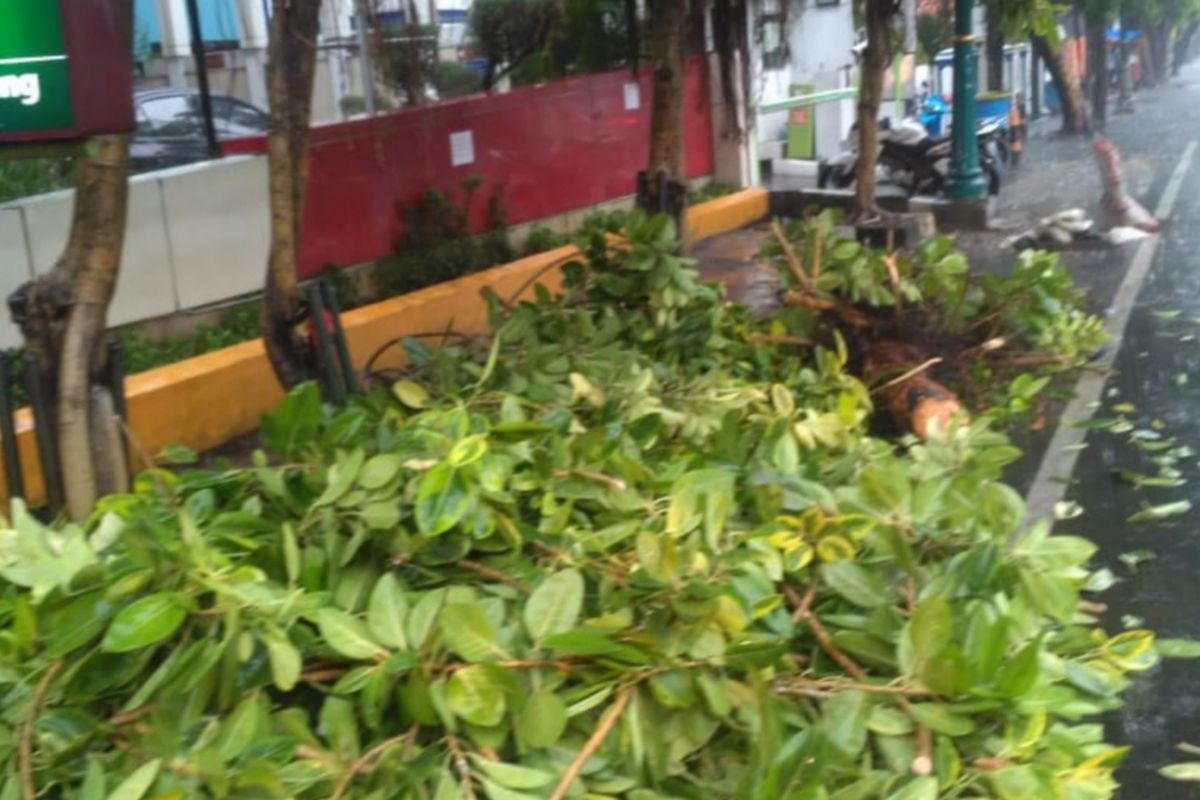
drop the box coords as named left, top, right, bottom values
left=0, top=213, right=1167, bottom=800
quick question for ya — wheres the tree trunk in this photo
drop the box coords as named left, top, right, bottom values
left=1145, top=23, right=1168, bottom=85
left=404, top=0, right=425, bottom=105
left=638, top=0, right=687, bottom=235
left=1031, top=33, right=1090, bottom=135
left=985, top=2, right=1004, bottom=91
left=7, top=2, right=133, bottom=518
left=8, top=139, right=133, bottom=518
left=1117, top=15, right=1133, bottom=112
left=853, top=0, right=893, bottom=220
left=262, top=0, right=323, bottom=389
left=1087, top=18, right=1107, bottom=129
left=1174, top=22, right=1198, bottom=76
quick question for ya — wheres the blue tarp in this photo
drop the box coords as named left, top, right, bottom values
left=134, top=0, right=243, bottom=48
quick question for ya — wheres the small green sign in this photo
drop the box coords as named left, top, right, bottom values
left=0, top=0, right=74, bottom=133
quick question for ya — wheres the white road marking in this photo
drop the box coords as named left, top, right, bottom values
left=1022, top=140, right=1198, bottom=527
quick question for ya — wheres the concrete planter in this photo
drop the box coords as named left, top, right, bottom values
left=1, top=188, right=769, bottom=506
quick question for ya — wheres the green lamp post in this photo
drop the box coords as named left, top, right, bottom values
left=946, top=0, right=986, bottom=198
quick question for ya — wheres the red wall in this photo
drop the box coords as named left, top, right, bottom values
left=227, top=59, right=714, bottom=279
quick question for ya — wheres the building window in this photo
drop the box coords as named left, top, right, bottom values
left=761, top=13, right=786, bottom=70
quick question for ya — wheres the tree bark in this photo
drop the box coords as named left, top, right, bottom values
left=56, top=135, right=132, bottom=518
left=638, top=0, right=687, bottom=235
left=7, top=1, right=133, bottom=518
left=1117, top=15, right=1133, bottom=112
left=262, top=0, right=323, bottom=389
left=985, top=2, right=1004, bottom=91
left=1144, top=23, right=1168, bottom=86
left=853, top=0, right=893, bottom=220
left=1087, top=18, right=1107, bottom=129
left=1031, top=33, right=1090, bottom=135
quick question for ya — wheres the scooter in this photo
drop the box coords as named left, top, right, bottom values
left=817, top=116, right=1002, bottom=197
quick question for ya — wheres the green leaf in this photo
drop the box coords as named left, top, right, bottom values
left=448, top=435, right=488, bottom=467
left=393, top=380, right=430, bottom=409
left=441, top=602, right=506, bottom=661
left=523, top=569, right=584, bottom=641
left=822, top=562, right=888, bottom=607
left=367, top=574, right=409, bottom=650
left=820, top=690, right=868, bottom=756
left=415, top=464, right=472, bottom=536
left=408, top=589, right=446, bottom=649
left=479, top=779, right=542, bottom=800
left=216, top=694, right=268, bottom=761
left=1018, top=569, right=1078, bottom=624
left=0, top=502, right=98, bottom=603
left=472, top=758, right=554, bottom=789
left=445, top=664, right=506, bottom=726
left=1160, top=763, right=1200, bottom=781
left=101, top=594, right=187, bottom=653
left=906, top=704, right=975, bottom=736
left=866, top=705, right=914, bottom=736
left=1128, top=500, right=1192, bottom=523
left=104, top=759, right=161, bottom=800
left=884, top=777, right=937, bottom=800
left=1156, top=639, right=1200, bottom=658
left=314, top=449, right=366, bottom=508
left=260, top=383, right=322, bottom=457
left=666, top=469, right=735, bottom=543
left=265, top=634, right=302, bottom=691
left=362, top=501, right=402, bottom=530
left=989, top=765, right=1041, bottom=800
left=158, top=443, right=197, bottom=464
left=359, top=454, right=403, bottom=489
left=995, top=640, right=1041, bottom=698
left=904, top=596, right=952, bottom=674
left=80, top=760, right=106, bottom=800
left=316, top=608, right=383, bottom=660
left=516, top=689, right=568, bottom=748
left=1025, top=535, right=1097, bottom=569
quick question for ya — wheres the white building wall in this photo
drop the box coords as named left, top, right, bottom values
left=753, top=0, right=856, bottom=162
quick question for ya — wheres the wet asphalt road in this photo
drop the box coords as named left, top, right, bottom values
left=1050, top=67, right=1200, bottom=797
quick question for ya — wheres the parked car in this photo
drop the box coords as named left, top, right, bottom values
left=130, top=88, right=269, bottom=171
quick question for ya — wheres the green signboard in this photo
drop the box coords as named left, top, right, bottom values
left=0, top=0, right=74, bottom=134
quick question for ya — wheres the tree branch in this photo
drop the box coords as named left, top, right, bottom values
left=784, top=582, right=868, bottom=681
left=20, top=660, right=64, bottom=800
left=549, top=684, right=634, bottom=800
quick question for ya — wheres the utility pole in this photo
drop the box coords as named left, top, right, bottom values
left=946, top=0, right=985, bottom=198
left=184, top=0, right=221, bottom=159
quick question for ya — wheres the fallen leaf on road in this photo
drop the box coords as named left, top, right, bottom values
left=1127, top=500, right=1192, bottom=523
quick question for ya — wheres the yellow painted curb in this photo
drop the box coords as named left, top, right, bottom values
left=2, top=189, right=769, bottom=507
left=686, top=187, right=768, bottom=241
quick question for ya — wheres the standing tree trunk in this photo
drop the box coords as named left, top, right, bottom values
left=985, top=1, right=1005, bottom=91
left=7, top=0, right=133, bottom=519
left=1117, top=16, right=1134, bottom=112
left=1087, top=18, right=1108, bottom=129
left=853, top=0, right=894, bottom=220
left=1144, top=23, right=1168, bottom=85
left=57, top=136, right=132, bottom=518
left=8, top=140, right=133, bottom=519
left=262, top=0, right=323, bottom=389
left=1031, top=33, right=1090, bottom=135
left=638, top=0, right=687, bottom=236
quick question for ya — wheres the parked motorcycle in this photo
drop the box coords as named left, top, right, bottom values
left=817, top=116, right=1002, bottom=197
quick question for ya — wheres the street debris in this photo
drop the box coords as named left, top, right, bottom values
left=1095, top=137, right=1161, bottom=233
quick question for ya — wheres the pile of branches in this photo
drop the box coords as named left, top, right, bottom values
left=0, top=215, right=1172, bottom=800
